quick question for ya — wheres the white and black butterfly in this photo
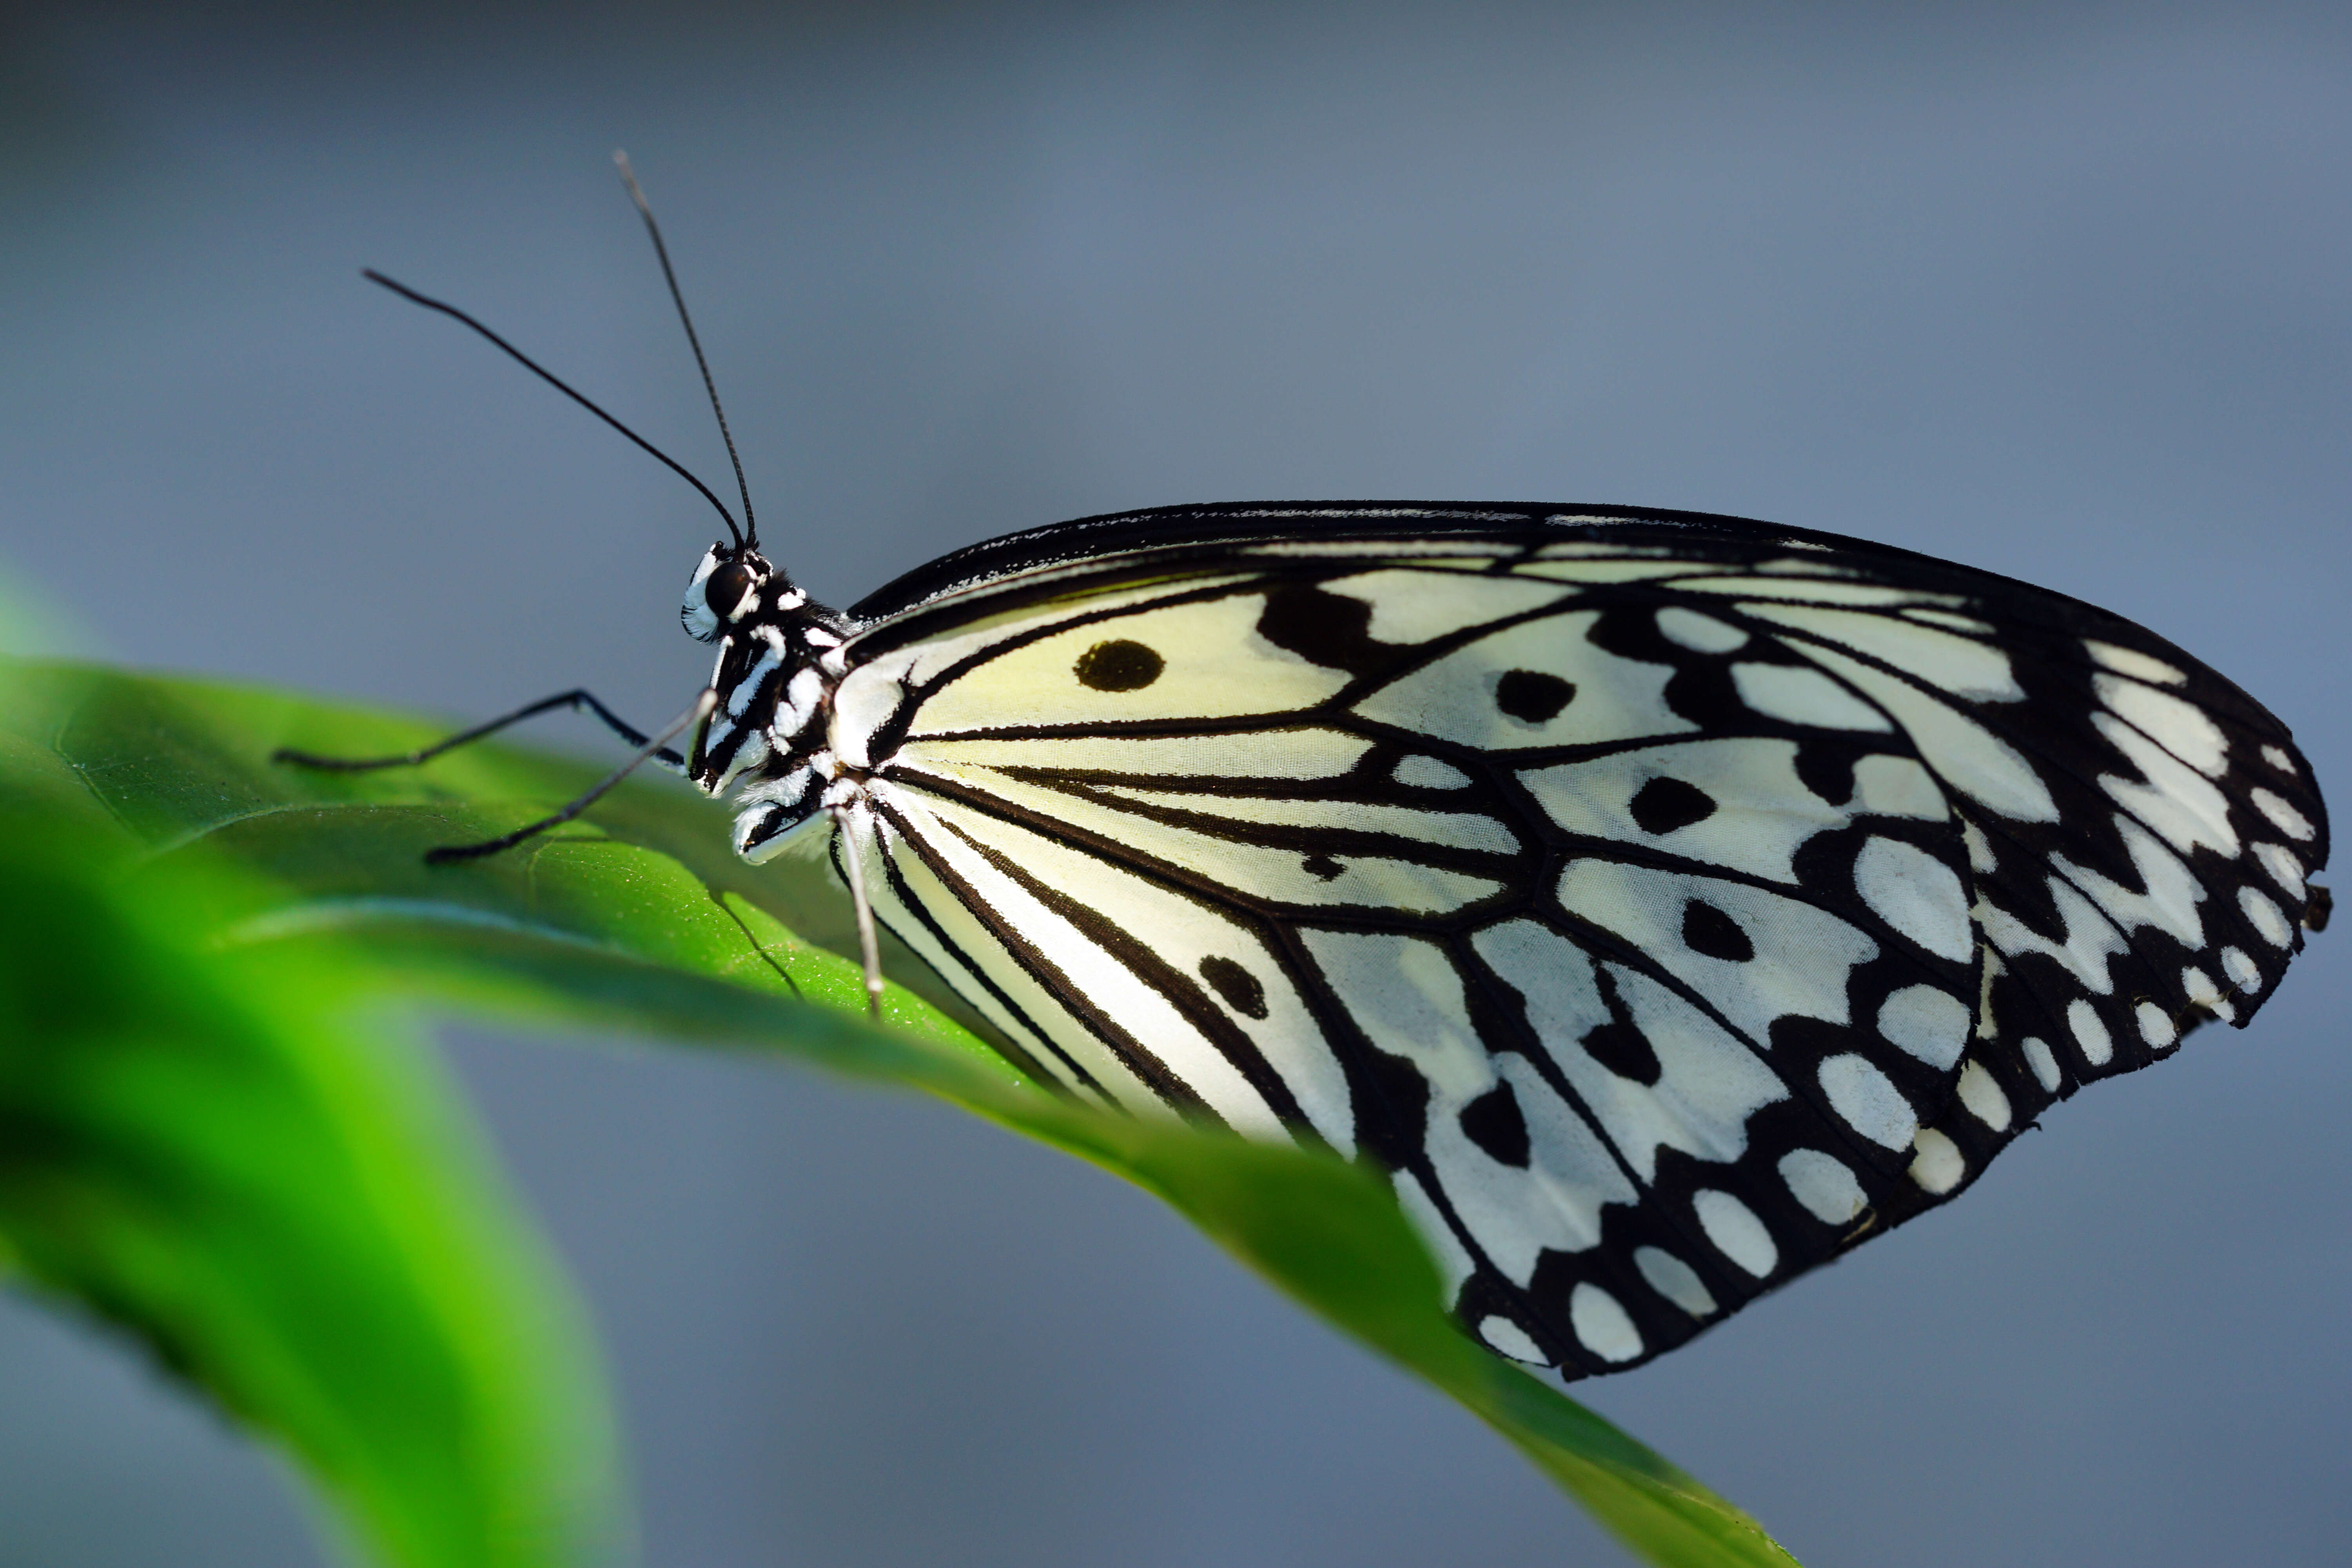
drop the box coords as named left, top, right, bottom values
left=289, top=173, right=2329, bottom=1381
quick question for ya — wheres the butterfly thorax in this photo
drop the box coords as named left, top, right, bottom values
left=678, top=541, right=853, bottom=859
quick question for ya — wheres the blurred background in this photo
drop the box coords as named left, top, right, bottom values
left=2, top=3, right=2348, bottom=1564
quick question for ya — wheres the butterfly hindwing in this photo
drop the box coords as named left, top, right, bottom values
left=822, top=510, right=2327, bottom=1377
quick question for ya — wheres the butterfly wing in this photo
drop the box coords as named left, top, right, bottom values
left=822, top=505, right=2328, bottom=1377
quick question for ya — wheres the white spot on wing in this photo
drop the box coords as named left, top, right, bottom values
left=2252, top=841, right=2306, bottom=897
left=2094, top=712, right=2239, bottom=858
left=1955, top=1059, right=2012, bottom=1131
left=2067, top=998, right=2114, bottom=1067
left=2240, top=885, right=2292, bottom=947
left=1320, top=567, right=1570, bottom=642
left=2251, top=787, right=2316, bottom=841
left=2136, top=1001, right=2178, bottom=1050
left=1876, top=984, right=1970, bottom=1070
left=1903, top=609, right=1995, bottom=635
left=1855, top=754, right=1949, bottom=820
left=2180, top=966, right=2236, bottom=1025
left=1569, top=1283, right=1644, bottom=1363
left=1818, top=1053, right=1918, bottom=1149
left=1655, top=606, right=1749, bottom=653
left=1693, top=1189, right=1779, bottom=1276
left=1394, top=754, right=1472, bottom=789
left=2095, top=674, right=2227, bottom=777
left=1960, top=818, right=1998, bottom=874
left=1853, top=838, right=1974, bottom=962
left=2086, top=640, right=2186, bottom=686
left=1478, top=1315, right=1549, bottom=1363
left=1909, top=1129, right=1965, bottom=1194
left=1731, top=662, right=1893, bottom=731
left=1779, top=1148, right=1867, bottom=1223
left=2022, top=1036, right=2062, bottom=1092
left=1634, top=1247, right=1719, bottom=1316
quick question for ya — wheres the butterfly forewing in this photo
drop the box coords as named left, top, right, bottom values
left=820, top=511, right=2326, bottom=1377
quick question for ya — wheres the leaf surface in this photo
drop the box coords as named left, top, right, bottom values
left=2, top=660, right=1800, bottom=1568
left=0, top=785, right=620, bottom=1565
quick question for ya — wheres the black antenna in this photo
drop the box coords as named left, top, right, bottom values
left=614, top=151, right=759, bottom=550
left=362, top=267, right=745, bottom=550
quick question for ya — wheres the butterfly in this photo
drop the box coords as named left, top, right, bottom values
left=285, top=165, right=2330, bottom=1381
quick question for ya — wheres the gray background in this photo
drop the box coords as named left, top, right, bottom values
left=2, top=3, right=2347, bottom=1565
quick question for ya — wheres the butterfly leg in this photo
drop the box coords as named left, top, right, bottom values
left=831, top=804, right=887, bottom=1022
left=421, top=689, right=717, bottom=864
left=272, top=687, right=690, bottom=774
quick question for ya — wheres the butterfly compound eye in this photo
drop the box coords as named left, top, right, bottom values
left=706, top=560, right=758, bottom=621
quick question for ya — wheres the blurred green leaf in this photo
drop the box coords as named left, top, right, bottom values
left=0, top=659, right=1800, bottom=1568
left=0, top=822, right=619, bottom=1568
left=0, top=674, right=619, bottom=1568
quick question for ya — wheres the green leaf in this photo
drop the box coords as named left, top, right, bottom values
left=0, top=675, right=620, bottom=1568
left=2, top=658, right=1800, bottom=1568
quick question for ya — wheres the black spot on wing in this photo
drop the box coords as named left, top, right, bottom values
left=1459, top=1083, right=1531, bottom=1167
left=1660, top=662, right=1751, bottom=730
left=1255, top=583, right=1390, bottom=673
left=1577, top=1016, right=1663, bottom=1087
left=1680, top=899, right=1756, bottom=963
left=1198, top=954, right=1270, bottom=1020
left=1495, top=669, right=1577, bottom=723
left=1074, top=639, right=1165, bottom=691
left=1629, top=776, right=1717, bottom=835
left=1301, top=852, right=1344, bottom=881
left=1793, top=741, right=1858, bottom=808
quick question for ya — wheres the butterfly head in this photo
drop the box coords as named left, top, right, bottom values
left=678, top=535, right=852, bottom=841
left=681, top=541, right=781, bottom=642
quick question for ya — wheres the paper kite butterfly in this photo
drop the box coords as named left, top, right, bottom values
left=286, top=165, right=2330, bottom=1381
